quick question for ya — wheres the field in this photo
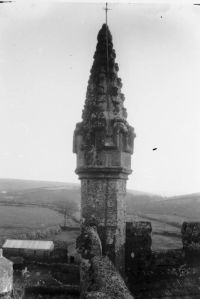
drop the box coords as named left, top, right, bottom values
left=0, top=180, right=80, bottom=254
left=0, top=206, right=63, bottom=245
left=0, top=178, right=199, bottom=252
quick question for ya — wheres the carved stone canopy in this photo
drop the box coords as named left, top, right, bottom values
left=73, top=24, right=136, bottom=175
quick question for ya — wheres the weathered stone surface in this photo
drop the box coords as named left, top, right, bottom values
left=76, top=224, right=102, bottom=259
left=77, top=224, right=133, bottom=298
left=152, top=249, right=184, bottom=268
left=85, top=256, right=133, bottom=299
left=73, top=24, right=135, bottom=161
left=85, top=291, right=111, bottom=299
left=181, top=222, right=200, bottom=263
left=0, top=250, right=13, bottom=296
left=80, top=258, right=92, bottom=299
left=80, top=178, right=126, bottom=271
left=126, top=221, right=152, bottom=253
left=73, top=23, right=135, bottom=273
left=125, top=221, right=152, bottom=278
left=182, top=222, right=200, bottom=248
left=127, top=248, right=200, bottom=299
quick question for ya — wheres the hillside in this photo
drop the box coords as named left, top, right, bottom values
left=0, top=178, right=79, bottom=191
left=0, top=178, right=80, bottom=213
left=0, top=178, right=199, bottom=222
left=0, top=178, right=199, bottom=250
left=126, top=191, right=200, bottom=220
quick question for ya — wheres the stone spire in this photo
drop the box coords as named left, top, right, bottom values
left=73, top=24, right=136, bottom=274
left=74, top=24, right=135, bottom=158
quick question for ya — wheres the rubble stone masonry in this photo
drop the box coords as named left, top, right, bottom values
left=81, top=178, right=126, bottom=270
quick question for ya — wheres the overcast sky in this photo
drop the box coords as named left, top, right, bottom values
left=0, top=1, right=199, bottom=195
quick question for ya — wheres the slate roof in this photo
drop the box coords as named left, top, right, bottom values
left=2, top=239, right=54, bottom=251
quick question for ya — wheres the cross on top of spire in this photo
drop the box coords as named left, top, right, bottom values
left=103, top=2, right=111, bottom=26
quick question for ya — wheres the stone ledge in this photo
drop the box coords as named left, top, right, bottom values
left=75, top=166, right=131, bottom=180
left=87, top=256, right=134, bottom=299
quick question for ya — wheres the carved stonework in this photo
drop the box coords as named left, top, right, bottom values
left=73, top=23, right=135, bottom=273
left=73, top=24, right=136, bottom=162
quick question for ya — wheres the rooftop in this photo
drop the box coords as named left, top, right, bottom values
left=2, top=240, right=54, bottom=251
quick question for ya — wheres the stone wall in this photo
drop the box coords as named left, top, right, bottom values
left=182, top=222, right=200, bottom=249
left=76, top=224, right=102, bottom=260
left=126, top=221, right=152, bottom=276
left=0, top=250, right=13, bottom=299
left=182, top=222, right=200, bottom=263
left=81, top=178, right=126, bottom=273
left=83, top=256, right=133, bottom=299
left=77, top=223, right=133, bottom=299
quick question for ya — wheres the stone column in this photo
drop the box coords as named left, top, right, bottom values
left=80, top=176, right=127, bottom=272
left=73, top=23, right=135, bottom=273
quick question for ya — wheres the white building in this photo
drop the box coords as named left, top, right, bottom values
left=2, top=240, right=54, bottom=257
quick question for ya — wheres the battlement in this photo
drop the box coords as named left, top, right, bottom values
left=77, top=222, right=133, bottom=299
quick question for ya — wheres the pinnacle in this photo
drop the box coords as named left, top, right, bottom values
left=73, top=23, right=135, bottom=156
left=91, top=23, right=116, bottom=81
left=81, top=23, right=127, bottom=125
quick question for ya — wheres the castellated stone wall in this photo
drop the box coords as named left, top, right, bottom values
left=83, top=256, right=133, bottom=299
left=77, top=223, right=133, bottom=299
left=125, top=221, right=152, bottom=278
left=81, top=178, right=126, bottom=273
left=182, top=222, right=200, bottom=262
left=182, top=222, right=200, bottom=249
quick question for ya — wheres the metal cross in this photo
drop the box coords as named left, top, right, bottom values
left=104, top=3, right=111, bottom=26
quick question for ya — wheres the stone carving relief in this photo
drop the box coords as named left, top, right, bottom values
left=73, top=24, right=136, bottom=159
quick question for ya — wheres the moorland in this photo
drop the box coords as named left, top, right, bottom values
left=0, top=178, right=199, bottom=250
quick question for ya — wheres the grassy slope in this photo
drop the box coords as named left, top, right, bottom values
left=0, top=178, right=199, bottom=250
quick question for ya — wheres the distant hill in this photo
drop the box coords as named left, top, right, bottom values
left=0, top=178, right=199, bottom=220
left=0, top=178, right=199, bottom=250
left=0, top=178, right=78, bottom=192
left=0, top=179, right=80, bottom=215
left=147, top=193, right=200, bottom=219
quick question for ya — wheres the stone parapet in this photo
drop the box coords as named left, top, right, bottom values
left=182, top=222, right=200, bottom=249
left=77, top=224, right=133, bottom=298
left=126, top=221, right=152, bottom=254
left=83, top=256, right=133, bottom=299
left=181, top=222, right=200, bottom=263
left=76, top=224, right=102, bottom=259
left=125, top=221, right=152, bottom=276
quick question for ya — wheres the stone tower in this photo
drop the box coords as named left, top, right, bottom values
left=73, top=24, right=135, bottom=273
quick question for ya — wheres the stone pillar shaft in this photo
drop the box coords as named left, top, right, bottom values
left=81, top=178, right=126, bottom=271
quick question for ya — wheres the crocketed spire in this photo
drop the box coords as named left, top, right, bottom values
left=74, top=23, right=135, bottom=154
left=82, top=24, right=127, bottom=126
left=73, top=23, right=136, bottom=275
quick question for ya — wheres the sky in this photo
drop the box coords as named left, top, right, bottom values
left=0, top=1, right=199, bottom=195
